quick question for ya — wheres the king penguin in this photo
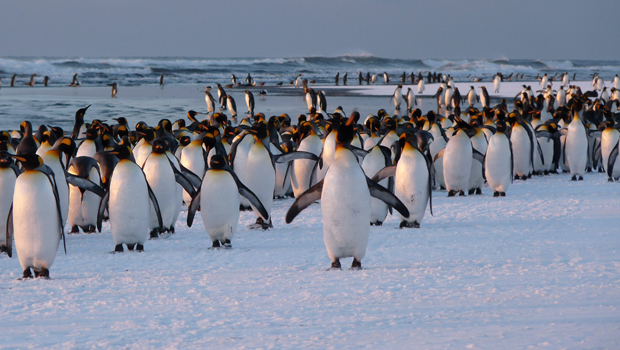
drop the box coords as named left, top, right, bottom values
left=97, top=144, right=163, bottom=252
left=187, top=155, right=268, bottom=248
left=291, top=122, right=322, bottom=198
left=9, top=154, right=65, bottom=278
left=244, top=122, right=275, bottom=229
left=0, top=152, right=19, bottom=255
left=285, top=112, right=409, bottom=270
left=67, top=156, right=106, bottom=234
left=443, top=120, right=474, bottom=196
left=564, top=102, right=588, bottom=180
left=485, top=121, right=513, bottom=196
left=601, top=119, right=620, bottom=181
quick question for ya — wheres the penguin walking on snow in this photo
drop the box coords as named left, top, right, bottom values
left=187, top=155, right=268, bottom=248
left=97, top=144, right=164, bottom=252
left=285, top=112, right=409, bottom=270
left=484, top=121, right=513, bottom=196
left=8, top=154, right=65, bottom=279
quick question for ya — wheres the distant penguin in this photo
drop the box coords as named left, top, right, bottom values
left=565, top=107, right=588, bottom=181
left=246, top=73, right=253, bottom=85
left=0, top=154, right=18, bottom=255
left=391, top=84, right=403, bottom=110
left=217, top=84, right=227, bottom=109
left=244, top=90, right=255, bottom=115
left=109, top=82, right=117, bottom=98
left=613, top=74, right=620, bottom=90
left=485, top=121, right=513, bottom=196
left=70, top=73, right=80, bottom=87
left=226, top=95, right=238, bottom=122
left=67, top=157, right=106, bottom=234
left=187, top=155, right=268, bottom=248
left=342, top=73, right=348, bottom=86
left=383, top=72, right=389, bottom=84
left=43, top=76, right=50, bottom=87
left=418, top=78, right=425, bottom=94
left=9, top=154, right=64, bottom=278
left=26, top=73, right=36, bottom=87
left=204, top=90, right=216, bottom=114
left=405, top=87, right=416, bottom=112
left=493, top=74, right=501, bottom=93
left=480, top=86, right=490, bottom=108
left=10, top=74, right=16, bottom=87
left=467, top=86, right=478, bottom=107
left=98, top=144, right=163, bottom=252
left=317, top=91, right=327, bottom=113
left=231, top=74, right=237, bottom=86
left=371, top=73, right=377, bottom=84
left=290, top=122, right=322, bottom=198
left=159, top=74, right=164, bottom=86
left=305, top=88, right=317, bottom=114
left=285, top=113, right=409, bottom=269
left=334, top=72, right=340, bottom=85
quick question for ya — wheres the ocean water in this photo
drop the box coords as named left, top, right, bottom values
left=1, top=56, right=618, bottom=87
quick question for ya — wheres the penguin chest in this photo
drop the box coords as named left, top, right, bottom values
left=68, top=167, right=101, bottom=227
left=322, top=150, right=370, bottom=260
left=361, top=147, right=389, bottom=223
left=485, top=134, right=512, bottom=192
left=395, top=148, right=429, bottom=222
left=245, top=144, right=275, bottom=217
left=601, top=130, right=620, bottom=173
left=143, top=155, right=177, bottom=227
left=13, top=171, right=60, bottom=269
left=109, top=161, right=150, bottom=244
left=566, top=120, right=588, bottom=175
left=180, top=143, right=206, bottom=179
left=511, top=126, right=532, bottom=176
left=443, top=133, right=472, bottom=191
left=200, top=171, right=240, bottom=241
left=76, top=140, right=97, bottom=158
left=291, top=136, right=322, bottom=197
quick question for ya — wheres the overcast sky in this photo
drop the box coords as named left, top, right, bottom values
left=1, top=0, right=618, bottom=60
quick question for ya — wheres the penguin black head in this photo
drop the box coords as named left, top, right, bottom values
left=377, top=109, right=387, bottom=119
left=75, top=105, right=91, bottom=120
left=605, top=119, right=615, bottom=128
left=151, top=139, right=169, bottom=154
left=179, top=135, right=192, bottom=147
left=414, top=131, right=434, bottom=152
left=138, top=128, right=156, bottom=142
left=209, top=154, right=227, bottom=170
left=85, top=128, right=98, bottom=141
left=12, top=154, right=44, bottom=171
left=215, top=113, right=228, bottom=126
left=53, top=137, right=76, bottom=155
left=383, top=117, right=397, bottom=131
left=496, top=121, right=508, bottom=134
left=20, top=121, right=33, bottom=135
left=335, top=112, right=359, bottom=145
left=297, top=115, right=307, bottom=125
left=175, top=119, right=186, bottom=129
left=113, top=117, right=128, bottom=125
left=248, top=122, right=268, bottom=140
left=135, top=121, right=148, bottom=132
left=158, top=119, right=172, bottom=133
left=187, top=110, right=201, bottom=123
left=109, top=144, right=133, bottom=161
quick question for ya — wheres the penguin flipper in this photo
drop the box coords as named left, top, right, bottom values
left=366, top=177, right=409, bottom=218
left=179, top=163, right=202, bottom=188
left=371, top=165, right=397, bottom=183
left=5, top=204, right=12, bottom=258
left=97, top=191, right=110, bottom=233
left=274, top=151, right=319, bottom=163
left=285, top=179, right=324, bottom=224
left=237, top=181, right=269, bottom=221
left=168, top=159, right=197, bottom=196
left=347, top=145, right=369, bottom=158
left=9, top=163, right=21, bottom=177
left=146, top=183, right=164, bottom=232
left=283, top=161, right=292, bottom=189
left=607, top=142, right=619, bottom=178
left=65, top=174, right=106, bottom=197
left=187, top=186, right=201, bottom=227
left=472, top=148, right=485, bottom=164
left=309, top=151, right=323, bottom=188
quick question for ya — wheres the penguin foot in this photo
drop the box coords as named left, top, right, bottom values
left=586, top=167, right=592, bottom=173
left=578, top=176, right=583, bottom=181
left=22, top=268, right=33, bottom=279
left=126, top=243, right=135, bottom=251
left=212, top=240, right=221, bottom=248
left=351, top=259, right=362, bottom=270
left=598, top=168, right=605, bottom=173
left=608, top=177, right=613, bottom=182
left=169, top=226, right=175, bottom=234
left=468, top=188, right=475, bottom=195
left=459, top=190, right=465, bottom=196
left=571, top=175, right=577, bottom=181
left=223, top=239, right=232, bottom=248
left=514, top=175, right=520, bottom=180
left=521, top=175, right=528, bottom=180
left=447, top=190, right=456, bottom=197
left=136, top=244, right=144, bottom=252
left=38, top=268, right=50, bottom=279
left=149, top=229, right=159, bottom=239
left=493, top=191, right=499, bottom=197
left=82, top=225, right=95, bottom=234
left=500, top=192, right=506, bottom=197
left=370, top=221, right=383, bottom=226
left=328, top=259, right=341, bottom=270
left=475, top=188, right=482, bottom=195
left=400, top=221, right=420, bottom=229
left=114, top=244, right=124, bottom=253
left=615, top=177, right=620, bottom=181
left=0, top=245, right=7, bottom=254
left=70, top=225, right=80, bottom=234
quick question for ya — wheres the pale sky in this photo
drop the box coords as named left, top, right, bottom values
left=1, top=0, right=618, bottom=60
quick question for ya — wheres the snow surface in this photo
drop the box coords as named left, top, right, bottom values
left=1, top=172, right=620, bottom=349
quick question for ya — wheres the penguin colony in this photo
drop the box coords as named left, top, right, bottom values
left=1, top=70, right=619, bottom=277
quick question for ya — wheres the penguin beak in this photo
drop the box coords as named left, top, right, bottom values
left=11, top=155, right=26, bottom=163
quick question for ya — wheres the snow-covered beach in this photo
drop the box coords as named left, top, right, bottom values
left=0, top=77, right=619, bottom=349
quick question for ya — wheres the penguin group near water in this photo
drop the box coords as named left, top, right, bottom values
left=2, top=72, right=620, bottom=276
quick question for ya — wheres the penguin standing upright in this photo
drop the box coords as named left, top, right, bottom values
left=41, top=137, right=76, bottom=225
left=494, top=74, right=501, bottom=93
left=485, top=121, right=513, bottom=196
left=226, top=95, right=238, bottom=122
left=244, top=122, right=276, bottom=229
left=286, top=112, right=408, bottom=269
left=244, top=90, right=255, bottom=116
left=372, top=131, right=433, bottom=228
left=601, top=120, right=620, bottom=181
left=187, top=155, right=268, bottom=248
left=390, top=85, right=403, bottom=110
left=67, top=157, right=106, bottom=234
left=480, top=86, right=490, bottom=108
left=98, top=144, right=163, bottom=252
left=217, top=84, right=227, bottom=109
left=142, top=139, right=196, bottom=237
left=467, top=86, right=478, bottom=107
left=0, top=153, right=18, bottom=254
left=405, top=87, right=416, bottom=112
left=510, top=113, right=535, bottom=180
left=443, top=122, right=474, bottom=196
left=565, top=104, right=588, bottom=181
left=204, top=90, right=216, bottom=114
left=418, top=77, right=425, bottom=94
left=180, top=137, right=207, bottom=207
left=467, top=125, right=488, bottom=195
left=290, top=122, right=322, bottom=198
left=361, top=144, right=392, bottom=226
left=9, top=154, right=65, bottom=278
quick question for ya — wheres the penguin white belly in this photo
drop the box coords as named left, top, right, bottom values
left=245, top=144, right=275, bottom=221
left=363, top=136, right=380, bottom=150
left=13, top=171, right=60, bottom=271
left=291, top=136, right=322, bottom=198
left=395, top=148, right=429, bottom=225
left=143, top=154, right=177, bottom=230
left=0, top=168, right=16, bottom=246
left=468, top=135, right=487, bottom=191
left=418, top=80, right=425, bottom=93
left=322, top=150, right=370, bottom=261
left=180, top=144, right=206, bottom=207
left=201, top=170, right=240, bottom=242
left=317, top=132, right=336, bottom=182
left=511, top=127, right=532, bottom=177
left=537, top=137, right=554, bottom=172
left=485, top=134, right=512, bottom=193
left=271, top=145, right=290, bottom=198
left=76, top=141, right=97, bottom=158
left=108, top=160, right=150, bottom=245
left=135, top=143, right=152, bottom=167
left=566, top=120, right=588, bottom=176
left=443, top=132, right=472, bottom=192
left=68, top=167, right=100, bottom=228
left=601, top=131, right=620, bottom=176
left=36, top=143, right=53, bottom=157
left=41, top=154, right=69, bottom=224
left=494, top=78, right=500, bottom=93
left=233, top=136, right=254, bottom=208
left=361, top=146, right=388, bottom=224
